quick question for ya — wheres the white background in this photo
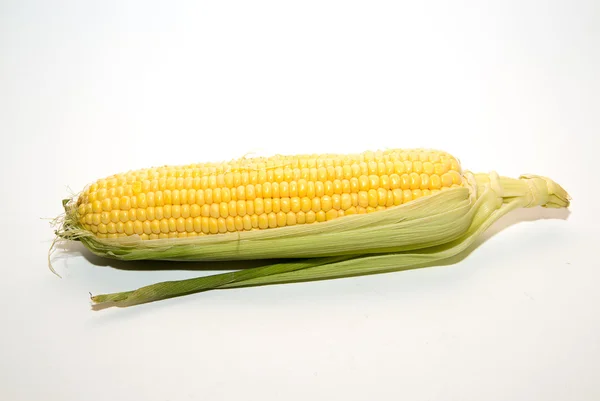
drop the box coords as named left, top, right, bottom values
left=1, top=1, right=599, bottom=400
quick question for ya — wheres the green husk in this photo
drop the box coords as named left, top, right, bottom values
left=74, top=172, right=570, bottom=308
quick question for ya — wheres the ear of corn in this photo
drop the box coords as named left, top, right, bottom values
left=54, top=148, right=570, bottom=309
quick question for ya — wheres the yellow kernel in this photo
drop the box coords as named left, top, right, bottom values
left=139, top=233, right=149, bottom=240
left=276, top=211, right=287, bottom=227
left=358, top=191, right=369, bottom=208
left=185, top=217, right=194, bottom=233
left=296, top=211, right=306, bottom=224
left=85, top=213, right=93, bottom=225
left=254, top=198, right=264, bottom=215
left=350, top=177, right=359, bottom=193
left=134, top=193, right=145, bottom=209
left=204, top=189, right=213, bottom=204
left=286, top=212, right=297, bottom=226
left=213, top=188, right=223, bottom=204
left=392, top=189, right=403, bottom=205
left=222, top=188, right=231, bottom=203
left=333, top=180, right=343, bottom=194
left=321, top=195, right=333, bottom=212
left=377, top=188, right=387, bottom=206
left=175, top=217, right=185, bottom=232
left=369, top=175, right=380, bottom=189
left=141, top=220, right=151, bottom=235
left=315, top=211, right=326, bottom=222
left=280, top=182, right=289, bottom=197
left=289, top=181, right=298, bottom=197
left=234, top=216, right=244, bottom=231
left=331, top=194, right=341, bottom=210
left=429, top=174, right=441, bottom=189
left=92, top=200, right=102, bottom=213
left=280, top=198, right=291, bottom=213
left=403, top=189, right=413, bottom=203
left=258, top=214, right=269, bottom=229
left=420, top=174, right=430, bottom=190
left=262, top=198, right=272, bottom=214
left=262, top=182, right=272, bottom=198
left=450, top=170, right=462, bottom=185
left=167, top=176, right=177, bottom=190
left=155, top=191, right=164, bottom=207
left=368, top=161, right=378, bottom=175
left=358, top=175, right=370, bottom=191
left=314, top=181, right=324, bottom=197
left=100, top=211, right=110, bottom=225
left=193, top=217, right=202, bottom=233
left=305, top=211, right=316, bottom=223
left=101, top=198, right=111, bottom=212
left=434, top=162, right=446, bottom=175
left=98, top=223, right=107, bottom=234
left=423, top=162, right=434, bottom=175
left=201, top=217, right=210, bottom=234
left=225, top=200, right=236, bottom=217
left=341, top=193, right=352, bottom=210
left=190, top=204, right=201, bottom=218
left=298, top=179, right=307, bottom=197
left=147, top=207, right=157, bottom=221
left=291, top=197, right=301, bottom=213
left=325, top=209, right=338, bottom=221
left=271, top=198, right=280, bottom=213
left=149, top=220, right=160, bottom=234
left=209, top=203, right=220, bottom=219
left=96, top=188, right=107, bottom=201
left=216, top=202, right=227, bottom=218
left=146, top=192, right=155, bottom=207
left=160, top=219, right=169, bottom=233
left=168, top=218, right=177, bottom=232
left=236, top=200, right=246, bottom=217
left=242, top=215, right=252, bottom=231
left=271, top=182, right=280, bottom=198
left=265, top=212, right=276, bottom=228
left=132, top=221, right=142, bottom=235
left=441, top=173, right=453, bottom=188
left=386, top=190, right=394, bottom=206
left=195, top=189, right=205, bottom=206
left=380, top=175, right=390, bottom=190
left=136, top=208, right=147, bottom=222
left=367, top=189, right=378, bottom=208
left=245, top=200, right=254, bottom=215
left=409, top=173, right=421, bottom=190
left=413, top=161, right=423, bottom=174
left=120, top=196, right=131, bottom=210
left=307, top=182, right=316, bottom=198
left=118, top=210, right=129, bottom=223
left=245, top=185, right=256, bottom=200
left=300, top=197, right=311, bottom=213
left=412, top=189, right=423, bottom=199
left=345, top=206, right=357, bottom=215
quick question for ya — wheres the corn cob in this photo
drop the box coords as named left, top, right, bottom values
left=74, top=149, right=463, bottom=240
left=54, top=148, right=570, bottom=308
